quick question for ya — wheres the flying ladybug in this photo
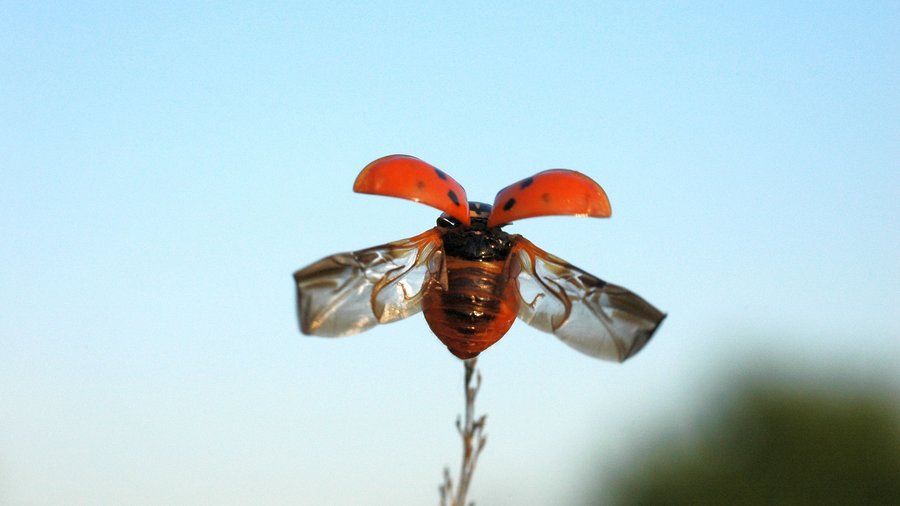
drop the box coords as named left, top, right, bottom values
left=293, top=155, right=665, bottom=362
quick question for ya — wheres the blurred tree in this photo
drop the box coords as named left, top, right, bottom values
left=599, top=378, right=900, bottom=506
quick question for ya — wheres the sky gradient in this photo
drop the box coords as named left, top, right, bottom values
left=2, top=2, right=898, bottom=505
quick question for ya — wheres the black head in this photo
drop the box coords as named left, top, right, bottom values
left=436, top=202, right=512, bottom=261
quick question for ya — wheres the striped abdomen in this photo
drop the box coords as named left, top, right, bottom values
left=423, top=257, right=518, bottom=359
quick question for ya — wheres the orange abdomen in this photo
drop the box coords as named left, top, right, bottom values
left=423, top=257, right=518, bottom=359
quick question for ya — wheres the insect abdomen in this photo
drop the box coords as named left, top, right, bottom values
left=423, top=257, right=518, bottom=359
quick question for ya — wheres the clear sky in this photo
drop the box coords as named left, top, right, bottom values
left=1, top=2, right=898, bottom=505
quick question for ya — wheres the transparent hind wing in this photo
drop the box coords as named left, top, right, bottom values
left=509, top=237, right=665, bottom=362
left=293, top=229, right=443, bottom=337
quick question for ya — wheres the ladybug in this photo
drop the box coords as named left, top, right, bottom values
left=293, top=155, right=665, bottom=361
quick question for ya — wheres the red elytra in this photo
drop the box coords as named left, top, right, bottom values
left=488, top=169, right=611, bottom=228
left=294, top=155, right=664, bottom=362
left=353, top=155, right=471, bottom=225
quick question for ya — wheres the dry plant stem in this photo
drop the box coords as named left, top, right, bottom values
left=440, top=358, right=487, bottom=506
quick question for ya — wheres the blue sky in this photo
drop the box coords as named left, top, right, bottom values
left=1, top=2, right=898, bottom=505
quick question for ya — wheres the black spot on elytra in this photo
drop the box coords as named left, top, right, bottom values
left=520, top=177, right=534, bottom=189
left=434, top=168, right=448, bottom=180
left=503, top=198, right=516, bottom=211
left=448, top=190, right=460, bottom=206
left=416, top=180, right=426, bottom=190
left=541, top=192, right=551, bottom=203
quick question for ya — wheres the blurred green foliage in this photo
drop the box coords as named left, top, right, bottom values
left=601, top=376, right=900, bottom=505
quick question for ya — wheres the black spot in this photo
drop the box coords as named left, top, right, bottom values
left=416, top=180, right=426, bottom=190
left=448, top=190, right=460, bottom=206
left=503, top=197, right=516, bottom=211
left=434, top=168, right=448, bottom=180
left=541, top=192, right=551, bottom=203
left=520, top=177, right=534, bottom=189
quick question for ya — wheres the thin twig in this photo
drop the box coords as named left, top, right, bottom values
left=440, top=358, right=487, bottom=506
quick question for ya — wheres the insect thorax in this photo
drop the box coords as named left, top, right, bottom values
left=438, top=201, right=513, bottom=262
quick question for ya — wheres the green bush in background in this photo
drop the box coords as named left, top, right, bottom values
left=601, top=375, right=900, bottom=506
